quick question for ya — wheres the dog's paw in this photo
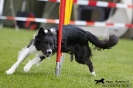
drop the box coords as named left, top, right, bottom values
left=24, top=61, right=32, bottom=72
left=24, top=65, right=32, bottom=72
left=91, top=71, right=96, bottom=76
left=5, top=68, right=15, bottom=74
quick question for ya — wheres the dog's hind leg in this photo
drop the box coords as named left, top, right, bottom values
left=74, top=45, right=96, bottom=76
left=86, top=59, right=96, bottom=76
left=85, top=46, right=96, bottom=76
left=5, top=48, right=31, bottom=74
left=75, top=56, right=96, bottom=76
left=24, top=55, right=45, bottom=72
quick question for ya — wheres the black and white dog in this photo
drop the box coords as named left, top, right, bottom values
left=5, top=25, right=118, bottom=76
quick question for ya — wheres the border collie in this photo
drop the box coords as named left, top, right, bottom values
left=5, top=25, right=118, bottom=76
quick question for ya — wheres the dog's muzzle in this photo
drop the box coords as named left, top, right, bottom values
left=47, top=49, right=52, bottom=55
left=45, top=49, right=52, bottom=57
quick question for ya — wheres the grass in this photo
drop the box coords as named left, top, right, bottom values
left=0, top=27, right=133, bottom=88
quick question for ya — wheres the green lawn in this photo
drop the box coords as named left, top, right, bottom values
left=0, top=27, right=133, bottom=88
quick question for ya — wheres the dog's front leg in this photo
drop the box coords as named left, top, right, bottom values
left=24, top=55, right=43, bottom=72
left=5, top=48, right=31, bottom=74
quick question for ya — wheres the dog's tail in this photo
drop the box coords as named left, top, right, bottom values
left=86, top=31, right=119, bottom=50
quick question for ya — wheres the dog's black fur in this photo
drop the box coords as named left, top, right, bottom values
left=6, top=24, right=118, bottom=75
left=32, top=25, right=118, bottom=74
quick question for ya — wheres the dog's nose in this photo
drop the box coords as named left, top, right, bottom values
left=47, top=51, right=52, bottom=54
left=47, top=49, right=52, bottom=55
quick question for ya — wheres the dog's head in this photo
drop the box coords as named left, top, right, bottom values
left=34, top=27, right=56, bottom=57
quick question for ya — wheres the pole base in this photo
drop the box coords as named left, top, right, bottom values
left=55, top=62, right=60, bottom=76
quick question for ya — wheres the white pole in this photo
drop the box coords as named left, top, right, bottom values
left=0, top=0, right=4, bottom=28
left=21, top=0, right=26, bottom=12
left=0, top=0, right=4, bottom=16
left=10, top=0, right=19, bottom=30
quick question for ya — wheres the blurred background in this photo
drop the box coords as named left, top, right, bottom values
left=0, top=0, right=133, bottom=38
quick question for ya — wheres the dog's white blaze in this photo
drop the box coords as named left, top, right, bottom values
left=24, top=55, right=41, bottom=72
left=47, top=49, right=52, bottom=52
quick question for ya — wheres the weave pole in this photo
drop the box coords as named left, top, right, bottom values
left=64, top=0, right=73, bottom=24
left=55, top=0, right=73, bottom=76
left=59, top=0, right=73, bottom=72
left=55, top=0, right=66, bottom=76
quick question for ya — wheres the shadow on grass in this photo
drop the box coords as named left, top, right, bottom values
left=12, top=71, right=54, bottom=77
left=5, top=70, right=95, bottom=79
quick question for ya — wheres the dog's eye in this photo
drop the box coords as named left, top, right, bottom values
left=44, top=41, right=48, bottom=45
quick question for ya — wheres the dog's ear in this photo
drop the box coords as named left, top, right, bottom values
left=37, top=27, right=45, bottom=37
